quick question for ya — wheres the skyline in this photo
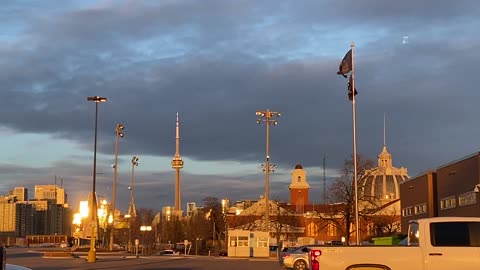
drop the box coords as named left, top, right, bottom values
left=1, top=1, right=480, bottom=213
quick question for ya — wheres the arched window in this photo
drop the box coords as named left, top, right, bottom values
left=326, top=222, right=337, bottom=237
left=307, top=222, right=318, bottom=237
left=297, top=176, right=302, bottom=182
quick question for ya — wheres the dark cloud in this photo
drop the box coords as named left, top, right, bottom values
left=1, top=1, right=479, bottom=210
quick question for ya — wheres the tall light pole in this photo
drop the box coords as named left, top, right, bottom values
left=256, top=109, right=280, bottom=234
left=128, top=156, right=139, bottom=252
left=86, top=96, right=107, bottom=263
left=109, top=123, right=124, bottom=251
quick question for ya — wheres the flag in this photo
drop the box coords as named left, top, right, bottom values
left=337, top=49, right=352, bottom=78
left=348, top=74, right=358, bottom=101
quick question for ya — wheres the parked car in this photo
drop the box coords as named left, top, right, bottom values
left=279, top=245, right=310, bottom=270
left=279, top=246, right=310, bottom=270
left=7, top=264, right=33, bottom=270
left=279, top=246, right=298, bottom=263
left=156, top=249, right=179, bottom=256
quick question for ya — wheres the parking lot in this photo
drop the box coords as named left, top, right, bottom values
left=5, top=248, right=281, bottom=270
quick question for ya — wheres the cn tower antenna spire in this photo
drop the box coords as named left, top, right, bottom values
left=175, top=112, right=180, bottom=157
left=172, top=112, right=184, bottom=215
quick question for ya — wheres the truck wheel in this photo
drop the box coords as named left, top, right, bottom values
left=294, top=260, right=307, bottom=270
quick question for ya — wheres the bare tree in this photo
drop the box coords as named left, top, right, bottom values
left=158, top=215, right=185, bottom=245
left=318, top=154, right=378, bottom=244
left=270, top=202, right=301, bottom=244
left=228, top=208, right=262, bottom=231
left=202, top=197, right=226, bottom=245
left=364, top=202, right=401, bottom=237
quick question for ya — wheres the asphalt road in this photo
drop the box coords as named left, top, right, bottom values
left=5, top=248, right=282, bottom=270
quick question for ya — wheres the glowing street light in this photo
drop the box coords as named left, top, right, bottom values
left=256, top=109, right=280, bottom=234
left=86, top=95, right=107, bottom=263
left=109, top=123, right=124, bottom=251
left=127, top=156, right=139, bottom=252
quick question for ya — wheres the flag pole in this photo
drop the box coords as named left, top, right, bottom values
left=351, top=42, right=360, bottom=245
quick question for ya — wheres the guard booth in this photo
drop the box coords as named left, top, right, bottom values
left=227, top=230, right=269, bottom=257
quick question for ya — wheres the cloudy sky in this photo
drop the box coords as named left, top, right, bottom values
left=1, top=0, right=479, bottom=213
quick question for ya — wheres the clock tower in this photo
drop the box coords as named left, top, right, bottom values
left=289, top=164, right=310, bottom=209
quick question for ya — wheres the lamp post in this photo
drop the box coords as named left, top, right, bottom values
left=128, top=156, right=139, bottom=252
left=125, top=214, right=131, bottom=252
left=109, top=123, right=124, bottom=251
left=206, top=209, right=216, bottom=256
left=140, top=225, right=152, bottom=255
left=86, top=96, right=107, bottom=263
left=256, top=109, right=280, bottom=234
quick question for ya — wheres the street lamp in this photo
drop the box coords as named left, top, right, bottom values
left=109, top=123, right=124, bottom=251
left=140, top=225, right=152, bottom=255
left=128, top=156, right=139, bottom=252
left=256, top=109, right=280, bottom=234
left=86, top=95, right=107, bottom=263
left=206, top=209, right=216, bottom=256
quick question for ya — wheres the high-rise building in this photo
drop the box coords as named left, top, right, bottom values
left=10, top=187, right=28, bottom=202
left=186, top=202, right=197, bottom=218
left=29, top=200, right=48, bottom=235
left=221, top=199, right=230, bottom=215
left=15, top=202, right=33, bottom=237
left=0, top=195, right=17, bottom=234
left=34, top=185, right=67, bottom=205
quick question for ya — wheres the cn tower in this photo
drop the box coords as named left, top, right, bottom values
left=171, top=113, right=184, bottom=214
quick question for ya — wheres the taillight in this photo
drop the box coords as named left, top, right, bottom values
left=311, top=250, right=321, bottom=270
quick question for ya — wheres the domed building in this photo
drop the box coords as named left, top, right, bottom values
left=360, top=145, right=409, bottom=211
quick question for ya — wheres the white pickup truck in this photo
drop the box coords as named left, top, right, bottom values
left=307, top=217, right=480, bottom=270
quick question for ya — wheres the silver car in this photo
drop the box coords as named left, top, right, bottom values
left=279, top=246, right=310, bottom=270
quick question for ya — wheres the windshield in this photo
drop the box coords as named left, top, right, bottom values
left=408, top=221, right=420, bottom=246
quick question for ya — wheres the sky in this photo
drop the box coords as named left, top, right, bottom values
left=1, top=0, right=480, bottom=214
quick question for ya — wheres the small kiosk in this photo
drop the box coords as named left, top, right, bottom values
left=227, top=230, right=269, bottom=258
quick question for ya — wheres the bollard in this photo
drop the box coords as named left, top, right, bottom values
left=0, top=245, right=6, bottom=270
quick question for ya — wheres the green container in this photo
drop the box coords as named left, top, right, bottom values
left=372, top=237, right=401, bottom=245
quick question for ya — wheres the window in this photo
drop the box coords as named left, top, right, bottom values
left=459, top=192, right=477, bottom=206
left=408, top=222, right=419, bottom=246
left=297, top=176, right=301, bottom=182
left=307, top=222, right=319, bottom=237
left=414, top=203, right=427, bottom=214
left=326, top=222, right=337, bottom=237
left=237, top=236, right=249, bottom=247
left=257, top=237, right=268, bottom=248
left=440, top=196, right=456, bottom=210
left=402, top=207, right=413, bottom=217
left=430, top=222, right=480, bottom=247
